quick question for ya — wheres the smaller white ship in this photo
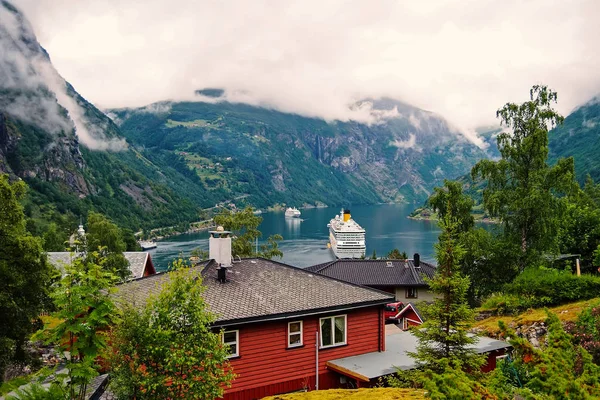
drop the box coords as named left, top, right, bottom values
left=139, top=240, right=157, bottom=250
left=285, top=207, right=301, bottom=218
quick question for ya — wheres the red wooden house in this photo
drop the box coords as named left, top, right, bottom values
left=115, top=229, right=395, bottom=399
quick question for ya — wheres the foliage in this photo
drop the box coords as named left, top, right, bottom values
left=387, top=249, right=408, bottom=259
left=419, top=360, right=495, bottom=400
left=213, top=207, right=282, bottom=259
left=5, top=382, right=63, bottom=400
left=472, top=85, right=577, bottom=270
left=428, top=180, right=475, bottom=234
left=33, top=254, right=118, bottom=400
left=488, top=312, right=600, bottom=399
left=409, top=207, right=482, bottom=372
left=41, top=223, right=68, bottom=252
left=0, top=174, right=54, bottom=383
left=262, top=388, right=427, bottom=399
left=504, top=267, right=600, bottom=309
left=565, top=301, right=600, bottom=365
left=459, top=228, right=519, bottom=304
left=84, top=212, right=129, bottom=279
left=109, top=267, right=235, bottom=399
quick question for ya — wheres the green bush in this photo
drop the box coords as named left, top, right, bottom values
left=483, top=267, right=600, bottom=314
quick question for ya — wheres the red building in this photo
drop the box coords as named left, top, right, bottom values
left=115, top=228, right=395, bottom=399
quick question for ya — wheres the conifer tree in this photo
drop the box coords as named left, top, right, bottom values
left=410, top=203, right=483, bottom=372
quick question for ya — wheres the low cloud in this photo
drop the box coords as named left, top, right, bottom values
left=13, top=0, right=600, bottom=145
left=0, top=1, right=126, bottom=151
left=390, top=133, right=417, bottom=149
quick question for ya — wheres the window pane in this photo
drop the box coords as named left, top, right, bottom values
left=223, top=331, right=237, bottom=343
left=321, top=318, right=332, bottom=346
left=289, top=334, right=301, bottom=346
left=228, top=343, right=237, bottom=356
left=289, top=322, right=301, bottom=333
left=334, top=316, right=345, bottom=344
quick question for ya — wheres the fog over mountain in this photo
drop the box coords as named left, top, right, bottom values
left=12, top=0, right=600, bottom=145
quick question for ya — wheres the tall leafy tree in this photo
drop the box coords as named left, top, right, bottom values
left=0, top=175, right=54, bottom=382
left=213, top=207, right=282, bottom=259
left=428, top=179, right=475, bottom=234
left=472, top=85, right=576, bottom=269
left=387, top=249, right=408, bottom=260
left=109, top=268, right=235, bottom=399
left=85, top=212, right=129, bottom=279
left=34, top=251, right=118, bottom=399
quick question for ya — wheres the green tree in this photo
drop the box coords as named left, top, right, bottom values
left=213, top=207, right=282, bottom=259
left=34, top=252, right=118, bottom=399
left=428, top=180, right=475, bottom=234
left=387, top=249, right=408, bottom=260
left=371, top=249, right=377, bottom=260
left=85, top=212, right=129, bottom=279
left=472, top=85, right=577, bottom=269
left=42, top=223, right=68, bottom=252
left=410, top=208, right=482, bottom=372
left=121, top=228, right=141, bottom=251
left=0, top=175, right=54, bottom=382
left=109, top=267, right=235, bottom=399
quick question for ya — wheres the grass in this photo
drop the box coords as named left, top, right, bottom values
left=165, top=119, right=210, bottom=128
left=474, top=298, right=600, bottom=336
left=263, top=388, right=426, bottom=400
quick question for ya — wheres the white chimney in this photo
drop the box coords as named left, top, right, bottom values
left=209, top=226, right=232, bottom=266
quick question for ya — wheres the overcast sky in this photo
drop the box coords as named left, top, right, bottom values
left=14, top=0, right=600, bottom=130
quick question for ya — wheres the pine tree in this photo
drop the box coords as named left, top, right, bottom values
left=410, top=206, right=483, bottom=372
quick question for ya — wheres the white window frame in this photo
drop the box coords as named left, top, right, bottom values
left=222, top=329, right=239, bottom=358
left=287, top=321, right=303, bottom=348
left=319, top=314, right=347, bottom=349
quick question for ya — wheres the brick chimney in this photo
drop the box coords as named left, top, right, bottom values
left=209, top=226, right=232, bottom=266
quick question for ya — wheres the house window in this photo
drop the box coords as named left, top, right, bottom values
left=288, top=321, right=303, bottom=348
left=406, top=287, right=418, bottom=299
left=319, top=315, right=346, bottom=348
left=222, top=330, right=239, bottom=358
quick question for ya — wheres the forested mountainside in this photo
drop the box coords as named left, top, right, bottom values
left=0, top=0, right=210, bottom=231
left=549, top=95, right=600, bottom=183
left=110, top=95, right=489, bottom=209
left=0, top=0, right=491, bottom=233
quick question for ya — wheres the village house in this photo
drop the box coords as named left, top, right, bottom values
left=108, top=230, right=510, bottom=399
left=114, top=228, right=395, bottom=399
left=306, top=254, right=436, bottom=302
left=47, top=251, right=157, bottom=279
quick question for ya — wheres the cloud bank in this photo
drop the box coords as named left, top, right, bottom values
left=13, top=0, right=600, bottom=139
left=0, top=1, right=126, bottom=151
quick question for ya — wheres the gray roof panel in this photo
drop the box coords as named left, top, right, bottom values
left=114, top=258, right=394, bottom=325
left=305, top=259, right=437, bottom=287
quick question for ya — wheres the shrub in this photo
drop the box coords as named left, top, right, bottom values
left=565, top=302, right=600, bottom=365
left=506, top=267, right=600, bottom=307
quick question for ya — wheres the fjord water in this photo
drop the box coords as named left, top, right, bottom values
left=149, top=204, right=445, bottom=272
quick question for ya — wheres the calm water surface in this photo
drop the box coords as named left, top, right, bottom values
left=149, top=204, right=444, bottom=272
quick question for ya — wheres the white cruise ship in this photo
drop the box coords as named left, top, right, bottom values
left=285, top=207, right=301, bottom=218
left=328, top=209, right=366, bottom=259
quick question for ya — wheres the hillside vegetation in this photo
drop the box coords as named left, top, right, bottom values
left=263, top=388, right=426, bottom=400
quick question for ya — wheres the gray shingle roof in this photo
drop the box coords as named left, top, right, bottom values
left=114, top=258, right=394, bottom=326
left=305, top=259, right=437, bottom=287
left=47, top=252, right=152, bottom=279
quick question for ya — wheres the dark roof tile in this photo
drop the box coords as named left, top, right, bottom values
left=304, top=259, right=437, bottom=287
left=114, top=258, right=393, bottom=326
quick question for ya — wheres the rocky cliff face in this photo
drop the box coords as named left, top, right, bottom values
left=112, top=97, right=488, bottom=207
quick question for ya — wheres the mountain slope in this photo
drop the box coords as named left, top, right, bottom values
left=549, top=96, right=600, bottom=183
left=111, top=96, right=489, bottom=208
left=0, top=1, right=212, bottom=231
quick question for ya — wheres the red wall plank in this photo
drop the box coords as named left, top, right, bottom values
left=222, top=306, right=382, bottom=398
